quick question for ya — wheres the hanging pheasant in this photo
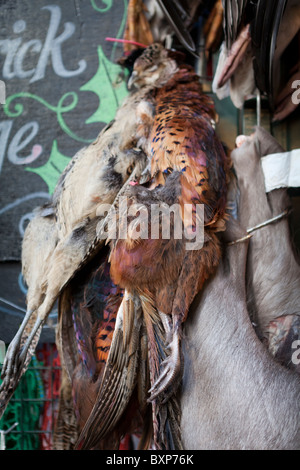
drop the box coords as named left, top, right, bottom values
left=75, top=43, right=230, bottom=449
left=0, top=66, right=154, bottom=417
left=110, top=43, right=230, bottom=399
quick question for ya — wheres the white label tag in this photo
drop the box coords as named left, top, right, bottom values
left=261, top=149, right=300, bottom=193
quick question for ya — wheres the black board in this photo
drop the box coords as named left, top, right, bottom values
left=0, top=0, right=129, bottom=342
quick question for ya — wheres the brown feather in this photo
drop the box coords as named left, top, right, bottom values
left=108, top=45, right=230, bottom=435
left=75, top=291, right=144, bottom=450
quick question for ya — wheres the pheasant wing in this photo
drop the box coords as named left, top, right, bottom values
left=75, top=291, right=143, bottom=450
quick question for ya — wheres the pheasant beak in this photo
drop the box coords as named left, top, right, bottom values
left=128, top=71, right=139, bottom=90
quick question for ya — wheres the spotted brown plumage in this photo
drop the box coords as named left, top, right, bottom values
left=78, top=44, right=230, bottom=449
left=149, top=65, right=228, bottom=228
left=109, top=45, right=230, bottom=401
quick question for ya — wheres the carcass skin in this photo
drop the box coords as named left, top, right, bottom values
left=181, top=216, right=300, bottom=449
left=0, top=43, right=194, bottom=449
left=232, top=127, right=300, bottom=369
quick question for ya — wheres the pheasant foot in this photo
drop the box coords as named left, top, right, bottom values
left=1, top=313, right=43, bottom=389
left=148, top=326, right=181, bottom=403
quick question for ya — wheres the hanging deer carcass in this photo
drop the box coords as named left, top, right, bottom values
left=232, top=127, right=300, bottom=367
left=181, top=127, right=300, bottom=449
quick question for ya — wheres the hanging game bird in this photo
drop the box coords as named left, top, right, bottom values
left=109, top=43, right=230, bottom=399
left=1, top=43, right=229, bottom=450
left=0, top=70, right=153, bottom=414
left=75, top=43, right=230, bottom=449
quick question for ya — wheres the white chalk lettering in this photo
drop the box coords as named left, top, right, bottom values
left=0, top=5, right=87, bottom=83
left=7, top=121, right=43, bottom=165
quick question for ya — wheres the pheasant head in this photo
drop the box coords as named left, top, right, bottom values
left=128, top=43, right=179, bottom=89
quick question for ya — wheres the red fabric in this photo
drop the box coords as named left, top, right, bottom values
left=119, top=434, right=131, bottom=450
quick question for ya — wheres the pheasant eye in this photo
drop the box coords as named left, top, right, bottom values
left=127, top=164, right=134, bottom=175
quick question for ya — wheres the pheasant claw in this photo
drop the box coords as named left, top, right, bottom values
left=1, top=309, right=33, bottom=384
left=148, top=330, right=181, bottom=402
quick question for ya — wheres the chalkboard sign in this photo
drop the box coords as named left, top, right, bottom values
left=0, top=0, right=129, bottom=341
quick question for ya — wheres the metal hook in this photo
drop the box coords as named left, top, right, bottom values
left=256, top=89, right=261, bottom=127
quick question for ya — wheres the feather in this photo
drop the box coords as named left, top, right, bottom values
left=108, top=44, right=230, bottom=447
left=2, top=43, right=229, bottom=450
left=75, top=291, right=143, bottom=450
left=123, top=0, right=153, bottom=54
left=0, top=206, right=58, bottom=414
left=53, top=367, right=78, bottom=450
left=214, top=1, right=256, bottom=109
